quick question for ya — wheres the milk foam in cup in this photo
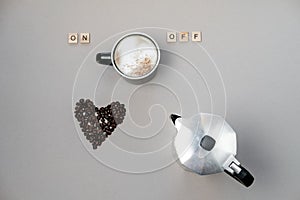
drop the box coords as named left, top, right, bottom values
left=96, top=32, right=160, bottom=84
left=113, top=35, right=158, bottom=77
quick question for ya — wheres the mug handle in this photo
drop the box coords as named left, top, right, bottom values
left=223, top=156, right=254, bottom=187
left=96, top=52, right=113, bottom=66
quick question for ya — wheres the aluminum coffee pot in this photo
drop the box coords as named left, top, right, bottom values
left=170, top=113, right=254, bottom=187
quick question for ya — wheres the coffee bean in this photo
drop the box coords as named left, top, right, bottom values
left=74, top=99, right=126, bottom=150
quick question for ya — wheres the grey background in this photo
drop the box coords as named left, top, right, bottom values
left=1, top=0, right=300, bottom=200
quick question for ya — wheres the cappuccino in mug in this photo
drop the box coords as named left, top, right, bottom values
left=113, top=35, right=158, bottom=77
left=96, top=32, right=160, bottom=84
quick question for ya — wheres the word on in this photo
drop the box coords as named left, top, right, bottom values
left=68, top=33, right=90, bottom=44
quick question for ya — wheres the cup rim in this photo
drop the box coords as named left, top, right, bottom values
left=111, top=32, right=160, bottom=80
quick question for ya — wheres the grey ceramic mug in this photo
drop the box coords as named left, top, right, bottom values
left=96, top=32, right=160, bottom=84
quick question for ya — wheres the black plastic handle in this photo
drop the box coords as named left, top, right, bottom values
left=225, top=164, right=254, bottom=187
left=96, top=52, right=113, bottom=66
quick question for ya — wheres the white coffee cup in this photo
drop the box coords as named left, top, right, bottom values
left=96, top=32, right=160, bottom=84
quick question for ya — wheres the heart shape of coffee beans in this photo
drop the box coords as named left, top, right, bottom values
left=74, top=99, right=126, bottom=149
